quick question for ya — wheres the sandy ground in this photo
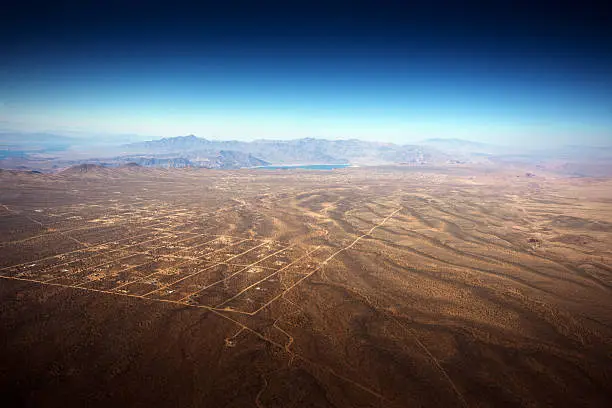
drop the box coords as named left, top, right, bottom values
left=1, top=165, right=611, bottom=407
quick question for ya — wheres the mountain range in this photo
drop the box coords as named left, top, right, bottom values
left=1, top=132, right=611, bottom=175
left=120, top=135, right=443, bottom=167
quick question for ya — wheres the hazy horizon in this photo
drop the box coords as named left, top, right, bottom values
left=1, top=1, right=611, bottom=148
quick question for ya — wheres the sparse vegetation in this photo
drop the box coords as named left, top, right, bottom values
left=1, top=165, right=611, bottom=407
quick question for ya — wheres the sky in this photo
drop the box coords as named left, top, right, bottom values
left=1, top=1, right=611, bottom=147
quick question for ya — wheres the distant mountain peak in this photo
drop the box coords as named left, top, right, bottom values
left=122, top=136, right=448, bottom=167
left=161, top=134, right=202, bottom=141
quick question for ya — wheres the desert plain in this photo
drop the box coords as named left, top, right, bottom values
left=1, top=164, right=611, bottom=407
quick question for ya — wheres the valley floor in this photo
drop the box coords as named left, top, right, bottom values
left=1, top=166, right=611, bottom=407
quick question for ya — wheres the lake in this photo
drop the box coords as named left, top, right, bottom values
left=256, top=164, right=351, bottom=170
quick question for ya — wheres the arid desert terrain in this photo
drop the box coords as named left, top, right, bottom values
left=1, top=165, right=611, bottom=407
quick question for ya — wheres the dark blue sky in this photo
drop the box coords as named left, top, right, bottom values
left=1, top=0, right=611, bottom=146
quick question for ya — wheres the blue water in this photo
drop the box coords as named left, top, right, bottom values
left=256, top=164, right=351, bottom=170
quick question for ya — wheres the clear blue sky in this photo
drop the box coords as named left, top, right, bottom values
left=1, top=1, right=611, bottom=147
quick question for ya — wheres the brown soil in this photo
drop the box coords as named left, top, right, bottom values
left=1, top=165, right=611, bottom=407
